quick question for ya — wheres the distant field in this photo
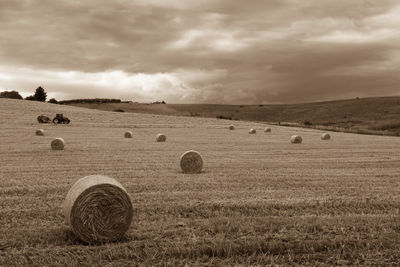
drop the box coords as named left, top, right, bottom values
left=68, top=96, right=400, bottom=136
left=0, top=98, right=399, bottom=266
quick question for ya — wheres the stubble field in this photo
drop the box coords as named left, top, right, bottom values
left=0, top=99, right=399, bottom=266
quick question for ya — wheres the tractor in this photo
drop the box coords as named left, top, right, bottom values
left=53, top=114, right=70, bottom=124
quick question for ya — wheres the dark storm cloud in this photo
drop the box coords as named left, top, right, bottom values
left=0, top=0, right=399, bottom=103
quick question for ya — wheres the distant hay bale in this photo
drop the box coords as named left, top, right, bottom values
left=249, top=128, right=256, bottom=134
left=321, top=133, right=331, bottom=140
left=290, top=135, right=302, bottom=144
left=36, top=129, right=45, bottom=136
left=156, top=133, right=166, bottom=142
left=51, top=138, right=65, bottom=150
left=264, top=127, right=271, bottom=133
left=180, top=150, right=203, bottom=173
left=228, top=125, right=235, bottom=130
left=124, top=131, right=133, bottom=138
left=63, top=175, right=133, bottom=244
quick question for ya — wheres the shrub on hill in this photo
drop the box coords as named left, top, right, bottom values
left=216, top=115, right=232, bottom=120
left=370, top=121, right=400, bottom=131
left=0, top=90, right=23, bottom=99
left=58, top=98, right=122, bottom=104
left=25, top=95, right=36, bottom=101
left=48, top=98, right=58, bottom=104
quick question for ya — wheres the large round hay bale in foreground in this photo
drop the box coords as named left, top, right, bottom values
left=290, top=135, right=302, bottom=144
left=124, top=131, right=133, bottom=138
left=249, top=128, right=256, bottom=134
left=180, top=150, right=203, bottom=173
left=36, top=129, right=45, bottom=136
left=63, top=175, right=133, bottom=244
left=321, top=133, right=331, bottom=140
left=51, top=138, right=65, bottom=150
left=228, top=125, right=235, bottom=130
left=156, top=133, right=166, bottom=142
left=264, top=127, right=271, bottom=133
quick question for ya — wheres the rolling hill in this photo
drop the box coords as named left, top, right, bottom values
left=0, top=98, right=399, bottom=265
left=67, top=96, right=400, bottom=136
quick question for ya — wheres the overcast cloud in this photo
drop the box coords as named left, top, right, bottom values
left=0, top=0, right=399, bottom=103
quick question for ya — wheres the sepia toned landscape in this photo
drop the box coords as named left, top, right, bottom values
left=1, top=0, right=400, bottom=265
left=1, top=98, right=399, bottom=266
left=67, top=96, right=400, bottom=136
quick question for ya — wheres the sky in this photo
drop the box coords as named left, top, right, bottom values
left=0, top=0, right=399, bottom=104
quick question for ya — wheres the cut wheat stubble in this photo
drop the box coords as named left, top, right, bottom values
left=63, top=175, right=133, bottom=244
left=156, top=133, right=166, bottom=142
left=51, top=138, right=65, bottom=150
left=36, top=129, right=45, bottom=136
left=180, top=150, right=203, bottom=173
left=290, top=135, right=302, bottom=144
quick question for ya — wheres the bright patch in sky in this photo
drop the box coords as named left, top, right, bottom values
left=306, top=29, right=400, bottom=43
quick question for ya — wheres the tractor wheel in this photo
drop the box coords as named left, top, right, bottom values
left=53, top=118, right=59, bottom=124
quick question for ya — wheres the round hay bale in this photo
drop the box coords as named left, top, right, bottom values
left=249, top=128, right=256, bottom=134
left=180, top=150, right=203, bottom=173
left=124, top=131, right=133, bottom=138
left=228, top=125, right=235, bottom=130
left=321, top=133, right=331, bottom=140
left=264, top=127, right=271, bottom=133
left=51, top=138, right=65, bottom=150
left=36, top=129, right=45, bottom=136
left=290, top=135, right=302, bottom=144
left=156, top=133, right=166, bottom=142
left=63, top=175, right=133, bottom=244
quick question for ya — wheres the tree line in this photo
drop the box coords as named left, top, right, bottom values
left=0, top=87, right=53, bottom=102
left=0, top=87, right=124, bottom=104
left=0, top=87, right=166, bottom=104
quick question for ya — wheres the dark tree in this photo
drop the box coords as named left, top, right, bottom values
left=25, top=95, right=36, bottom=101
left=48, top=98, right=58, bottom=104
left=0, top=90, right=23, bottom=99
left=303, top=120, right=312, bottom=126
left=33, top=86, right=47, bottom=102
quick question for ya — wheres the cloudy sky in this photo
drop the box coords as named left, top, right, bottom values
left=0, top=0, right=399, bottom=104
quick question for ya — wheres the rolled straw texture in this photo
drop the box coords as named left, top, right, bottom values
left=290, top=135, right=302, bottom=144
left=249, top=128, right=256, bottom=134
left=321, top=133, right=331, bottom=140
left=51, top=138, right=65, bottom=150
left=36, top=129, right=45, bottom=136
left=125, top=131, right=133, bottom=138
left=63, top=175, right=133, bottom=244
left=180, top=150, right=203, bottom=173
left=156, top=133, right=166, bottom=142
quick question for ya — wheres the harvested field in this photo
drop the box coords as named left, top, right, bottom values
left=0, top=98, right=399, bottom=266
